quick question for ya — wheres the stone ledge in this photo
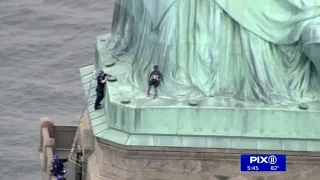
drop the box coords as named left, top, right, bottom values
left=80, top=111, right=95, bottom=158
left=91, top=43, right=320, bottom=141
left=95, top=127, right=320, bottom=152
left=87, top=34, right=320, bottom=153
left=96, top=137, right=320, bottom=164
left=88, top=138, right=320, bottom=180
left=53, top=125, right=78, bottom=132
left=103, top=71, right=320, bottom=139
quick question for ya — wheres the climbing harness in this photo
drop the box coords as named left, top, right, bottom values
left=67, top=70, right=97, bottom=166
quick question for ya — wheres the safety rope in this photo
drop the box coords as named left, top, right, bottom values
left=68, top=156, right=82, bottom=167
left=67, top=70, right=96, bottom=165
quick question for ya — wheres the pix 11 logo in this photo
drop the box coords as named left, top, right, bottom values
left=249, top=155, right=277, bottom=164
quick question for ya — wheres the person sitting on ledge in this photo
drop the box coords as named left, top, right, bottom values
left=95, top=70, right=111, bottom=110
left=147, top=65, right=163, bottom=99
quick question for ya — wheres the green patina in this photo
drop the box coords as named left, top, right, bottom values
left=78, top=37, right=320, bottom=151
left=79, top=0, right=320, bottom=151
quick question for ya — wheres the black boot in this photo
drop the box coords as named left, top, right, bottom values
left=94, top=105, right=102, bottom=110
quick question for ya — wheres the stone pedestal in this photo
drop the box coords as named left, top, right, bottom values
left=85, top=138, right=320, bottom=180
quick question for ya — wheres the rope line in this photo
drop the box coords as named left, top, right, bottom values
left=68, top=70, right=96, bottom=162
left=68, top=157, right=82, bottom=167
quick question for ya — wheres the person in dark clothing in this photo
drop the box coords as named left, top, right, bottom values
left=95, top=70, right=111, bottom=110
left=147, top=65, right=163, bottom=99
left=50, top=155, right=68, bottom=178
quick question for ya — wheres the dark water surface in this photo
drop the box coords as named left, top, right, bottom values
left=0, top=0, right=113, bottom=179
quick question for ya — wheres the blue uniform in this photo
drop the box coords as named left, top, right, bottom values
left=95, top=71, right=110, bottom=109
left=51, top=159, right=68, bottom=176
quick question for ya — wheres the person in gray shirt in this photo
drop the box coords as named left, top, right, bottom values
left=147, top=65, right=163, bottom=99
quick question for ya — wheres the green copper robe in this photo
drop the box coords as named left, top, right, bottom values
left=106, top=0, right=320, bottom=104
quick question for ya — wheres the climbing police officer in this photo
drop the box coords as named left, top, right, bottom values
left=95, top=70, right=111, bottom=110
left=50, top=155, right=68, bottom=178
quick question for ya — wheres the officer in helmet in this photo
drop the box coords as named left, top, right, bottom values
left=50, top=155, right=68, bottom=177
left=95, top=70, right=111, bottom=110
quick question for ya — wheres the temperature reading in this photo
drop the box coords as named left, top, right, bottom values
left=271, top=166, right=279, bottom=171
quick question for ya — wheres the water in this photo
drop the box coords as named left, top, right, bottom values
left=0, top=1, right=114, bottom=179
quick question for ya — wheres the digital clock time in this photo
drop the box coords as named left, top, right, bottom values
left=247, top=166, right=259, bottom=171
